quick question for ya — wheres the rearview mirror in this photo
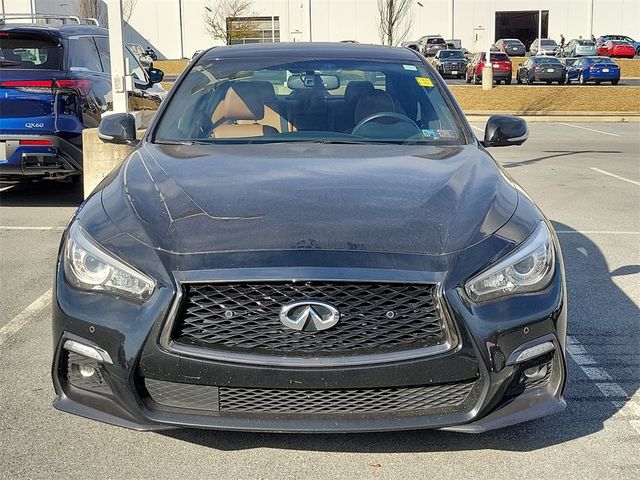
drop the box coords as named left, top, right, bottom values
left=287, top=74, right=340, bottom=90
left=147, top=67, right=164, bottom=84
left=98, top=113, right=137, bottom=145
left=482, top=115, right=528, bottom=147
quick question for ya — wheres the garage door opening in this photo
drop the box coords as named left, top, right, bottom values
left=495, top=11, right=548, bottom=52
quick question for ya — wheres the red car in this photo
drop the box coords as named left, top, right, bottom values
left=597, top=40, right=635, bottom=58
left=465, top=52, right=513, bottom=85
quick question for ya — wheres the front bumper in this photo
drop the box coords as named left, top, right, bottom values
left=52, top=248, right=567, bottom=433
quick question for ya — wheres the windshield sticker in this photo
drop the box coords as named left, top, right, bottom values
left=437, top=129, right=457, bottom=138
left=421, top=129, right=440, bottom=139
left=415, top=77, right=434, bottom=87
left=403, top=64, right=418, bottom=71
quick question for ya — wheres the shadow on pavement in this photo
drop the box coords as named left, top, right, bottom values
left=503, top=150, right=622, bottom=169
left=158, top=221, right=639, bottom=452
left=0, top=181, right=83, bottom=208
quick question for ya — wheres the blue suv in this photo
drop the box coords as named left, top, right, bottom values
left=0, top=21, right=164, bottom=182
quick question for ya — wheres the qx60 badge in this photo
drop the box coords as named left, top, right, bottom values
left=279, top=301, right=340, bottom=332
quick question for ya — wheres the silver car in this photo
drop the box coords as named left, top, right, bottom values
left=530, top=39, right=561, bottom=56
left=562, top=39, right=597, bottom=57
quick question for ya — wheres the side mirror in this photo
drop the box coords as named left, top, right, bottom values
left=98, top=113, right=137, bottom=145
left=148, top=68, right=164, bottom=84
left=482, top=115, right=528, bottom=147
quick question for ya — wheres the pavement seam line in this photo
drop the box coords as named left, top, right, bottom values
left=567, top=335, right=640, bottom=436
left=558, top=123, right=620, bottom=137
left=589, top=167, right=640, bottom=187
left=0, top=289, right=52, bottom=347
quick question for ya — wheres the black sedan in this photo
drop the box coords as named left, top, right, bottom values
left=516, top=56, right=567, bottom=85
left=496, top=38, right=526, bottom=57
left=431, top=49, right=468, bottom=78
left=52, top=43, right=567, bottom=434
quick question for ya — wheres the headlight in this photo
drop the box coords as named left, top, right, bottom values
left=465, top=222, right=555, bottom=302
left=63, top=223, right=155, bottom=301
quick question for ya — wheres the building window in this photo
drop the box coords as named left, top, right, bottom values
left=227, top=16, right=280, bottom=44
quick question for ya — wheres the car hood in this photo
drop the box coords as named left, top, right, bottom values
left=101, top=142, right=518, bottom=256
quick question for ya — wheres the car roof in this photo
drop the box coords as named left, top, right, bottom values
left=0, top=23, right=109, bottom=38
left=0, top=23, right=108, bottom=37
left=200, top=42, right=421, bottom=62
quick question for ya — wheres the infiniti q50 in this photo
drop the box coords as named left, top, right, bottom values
left=52, top=43, right=566, bottom=433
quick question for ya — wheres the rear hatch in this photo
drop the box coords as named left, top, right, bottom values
left=0, top=29, right=68, bottom=136
left=489, top=53, right=511, bottom=72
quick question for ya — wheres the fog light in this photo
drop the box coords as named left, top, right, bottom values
left=78, top=365, right=96, bottom=378
left=524, top=364, right=548, bottom=381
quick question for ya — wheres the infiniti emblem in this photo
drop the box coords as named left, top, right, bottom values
left=279, top=301, right=340, bottom=332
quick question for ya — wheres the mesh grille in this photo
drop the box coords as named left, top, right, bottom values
left=144, top=378, right=475, bottom=415
left=219, top=383, right=474, bottom=414
left=172, top=282, right=445, bottom=355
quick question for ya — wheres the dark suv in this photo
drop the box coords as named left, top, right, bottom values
left=0, top=22, right=165, bottom=182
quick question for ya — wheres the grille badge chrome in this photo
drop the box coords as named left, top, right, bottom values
left=279, top=301, right=340, bottom=332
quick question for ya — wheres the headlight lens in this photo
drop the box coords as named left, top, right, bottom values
left=465, top=222, right=555, bottom=302
left=63, top=223, right=155, bottom=301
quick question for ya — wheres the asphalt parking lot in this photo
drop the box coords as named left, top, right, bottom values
left=0, top=122, right=639, bottom=479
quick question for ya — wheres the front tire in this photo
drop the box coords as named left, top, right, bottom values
left=612, top=79, right=619, bottom=85
left=505, top=77, right=512, bottom=85
left=527, top=75, right=534, bottom=85
left=579, top=73, right=586, bottom=85
left=473, top=72, right=480, bottom=85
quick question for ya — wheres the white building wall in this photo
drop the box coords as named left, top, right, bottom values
left=2, top=0, right=639, bottom=60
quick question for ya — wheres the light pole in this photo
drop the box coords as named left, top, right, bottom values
left=308, top=0, right=312, bottom=42
left=482, top=0, right=493, bottom=90
left=178, top=0, right=184, bottom=58
left=106, top=0, right=129, bottom=114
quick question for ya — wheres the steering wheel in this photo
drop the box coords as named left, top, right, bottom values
left=352, top=112, right=421, bottom=137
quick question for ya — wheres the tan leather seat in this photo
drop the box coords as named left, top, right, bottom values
left=248, top=81, right=293, bottom=133
left=211, top=83, right=277, bottom=138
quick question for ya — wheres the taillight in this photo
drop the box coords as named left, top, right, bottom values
left=0, top=79, right=90, bottom=96
left=19, top=139, right=53, bottom=146
left=55, top=79, right=91, bottom=96
left=0, top=80, right=53, bottom=93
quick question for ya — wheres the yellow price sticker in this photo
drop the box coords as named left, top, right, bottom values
left=415, top=77, right=434, bottom=87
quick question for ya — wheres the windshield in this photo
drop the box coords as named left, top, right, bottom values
left=535, top=57, right=562, bottom=64
left=541, top=40, right=557, bottom=46
left=586, top=57, right=614, bottom=64
left=504, top=40, right=522, bottom=45
left=427, top=38, right=446, bottom=45
left=154, top=56, right=466, bottom=145
left=439, top=51, right=464, bottom=59
left=577, top=40, right=594, bottom=46
left=0, top=33, right=62, bottom=70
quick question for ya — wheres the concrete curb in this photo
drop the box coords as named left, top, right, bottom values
left=465, top=114, right=640, bottom=122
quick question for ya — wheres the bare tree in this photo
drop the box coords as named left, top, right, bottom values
left=74, top=0, right=107, bottom=26
left=204, top=0, right=257, bottom=45
left=122, top=0, right=139, bottom=24
left=377, top=0, right=414, bottom=46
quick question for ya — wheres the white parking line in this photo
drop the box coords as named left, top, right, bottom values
left=567, top=335, right=640, bottom=435
left=0, top=226, right=65, bottom=231
left=558, top=123, right=620, bottom=137
left=0, top=289, right=52, bottom=347
left=589, top=167, right=640, bottom=187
